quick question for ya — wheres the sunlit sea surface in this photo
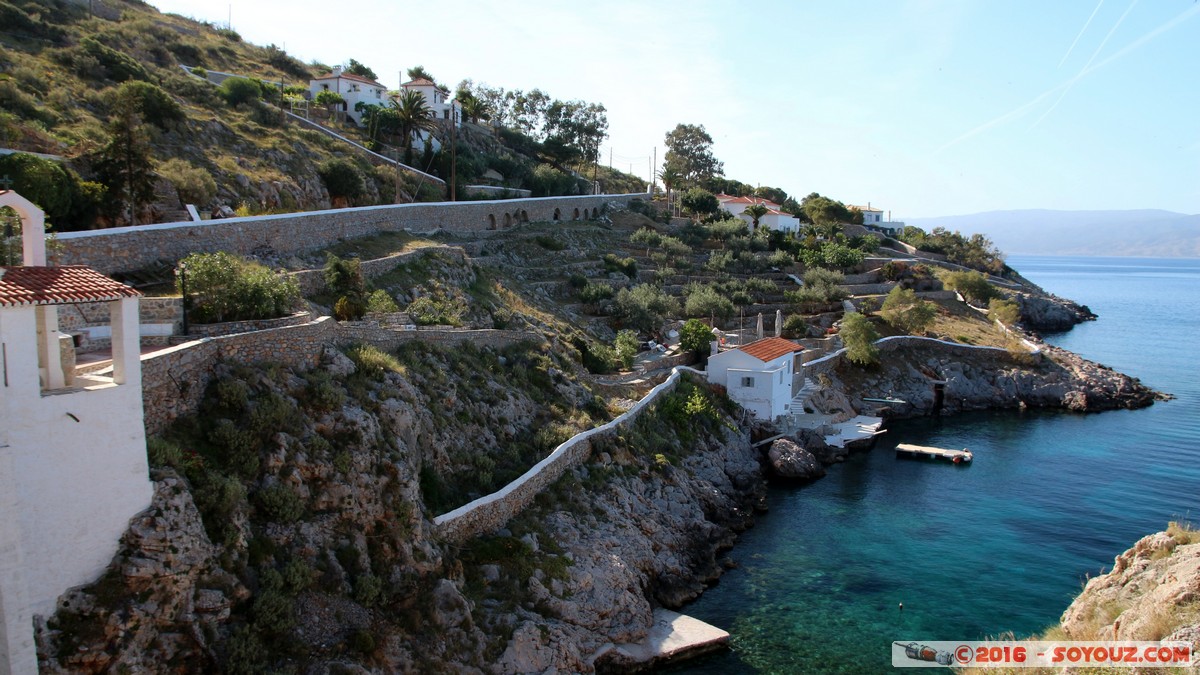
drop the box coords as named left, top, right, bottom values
left=668, top=256, right=1200, bottom=674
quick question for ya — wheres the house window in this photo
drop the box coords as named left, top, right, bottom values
left=322, top=84, right=329, bottom=91
left=443, top=109, right=449, bottom=119
left=741, top=376, right=755, bottom=388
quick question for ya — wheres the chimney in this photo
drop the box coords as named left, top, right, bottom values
left=332, top=65, right=343, bottom=77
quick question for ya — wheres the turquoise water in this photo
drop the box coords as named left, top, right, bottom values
left=670, top=256, right=1200, bottom=674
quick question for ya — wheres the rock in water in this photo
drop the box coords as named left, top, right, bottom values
left=767, top=438, right=826, bottom=479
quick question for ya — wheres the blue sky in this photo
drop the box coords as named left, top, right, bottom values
left=149, top=0, right=1200, bottom=219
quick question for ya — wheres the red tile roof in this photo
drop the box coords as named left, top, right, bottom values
left=0, top=266, right=141, bottom=307
left=402, top=77, right=437, bottom=87
left=722, top=196, right=781, bottom=208
left=312, top=71, right=386, bottom=89
left=738, top=337, right=803, bottom=362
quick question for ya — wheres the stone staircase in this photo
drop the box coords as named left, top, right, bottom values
left=789, top=377, right=819, bottom=418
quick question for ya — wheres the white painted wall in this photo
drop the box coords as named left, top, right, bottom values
left=707, top=349, right=794, bottom=419
left=0, top=301, right=152, bottom=670
left=309, top=69, right=387, bottom=126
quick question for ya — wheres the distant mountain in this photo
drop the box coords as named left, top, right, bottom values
left=906, top=210, right=1200, bottom=258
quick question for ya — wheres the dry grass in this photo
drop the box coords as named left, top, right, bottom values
left=926, top=298, right=1011, bottom=347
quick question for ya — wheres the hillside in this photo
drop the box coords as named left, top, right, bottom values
left=907, top=209, right=1200, bottom=258
left=26, top=199, right=1170, bottom=672
left=0, top=0, right=644, bottom=230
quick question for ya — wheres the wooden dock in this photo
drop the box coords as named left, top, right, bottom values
left=895, top=443, right=973, bottom=463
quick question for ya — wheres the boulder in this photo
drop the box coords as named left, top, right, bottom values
left=767, top=438, right=825, bottom=479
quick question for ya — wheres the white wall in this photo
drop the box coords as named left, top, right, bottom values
left=707, top=350, right=794, bottom=419
left=0, top=302, right=152, bottom=661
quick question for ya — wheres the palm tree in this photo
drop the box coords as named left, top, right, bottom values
left=744, top=203, right=769, bottom=230
left=457, top=91, right=489, bottom=124
left=657, top=165, right=683, bottom=216
left=392, top=90, right=436, bottom=165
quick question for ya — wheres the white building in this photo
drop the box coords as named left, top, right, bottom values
left=0, top=190, right=153, bottom=674
left=706, top=336, right=804, bottom=420
left=849, top=203, right=905, bottom=236
left=400, top=77, right=461, bottom=126
left=308, top=65, right=389, bottom=126
left=716, top=195, right=799, bottom=234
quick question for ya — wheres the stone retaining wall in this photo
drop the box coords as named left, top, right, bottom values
left=288, top=246, right=468, bottom=296
left=434, top=367, right=704, bottom=543
left=800, top=334, right=1039, bottom=381
left=56, top=194, right=641, bottom=276
left=186, top=311, right=313, bottom=338
left=136, top=317, right=541, bottom=435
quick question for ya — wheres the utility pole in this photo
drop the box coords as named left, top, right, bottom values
left=608, top=147, right=612, bottom=169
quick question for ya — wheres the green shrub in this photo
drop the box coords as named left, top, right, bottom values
left=219, top=76, right=262, bottom=107
left=613, top=284, right=678, bottom=333
left=282, top=558, right=314, bottom=593
left=76, top=38, right=148, bottom=82
left=577, top=282, right=614, bottom=305
left=940, top=269, right=999, bottom=305
left=179, top=252, right=300, bottom=323
left=614, top=329, right=640, bottom=369
left=407, top=294, right=467, bottom=326
left=317, top=158, right=366, bottom=205
left=841, top=313, right=880, bottom=365
left=113, top=80, right=184, bottom=129
left=346, top=345, right=403, bottom=379
left=684, top=285, right=734, bottom=322
left=255, top=484, right=304, bottom=524
left=366, top=289, right=400, bottom=313
left=781, top=314, right=809, bottom=338
left=534, top=234, right=566, bottom=251
left=880, top=286, right=937, bottom=334
left=602, top=253, right=638, bottom=278
left=679, top=318, right=714, bottom=356
left=988, top=297, right=1020, bottom=326
left=334, top=295, right=366, bottom=321
left=158, top=158, right=216, bottom=206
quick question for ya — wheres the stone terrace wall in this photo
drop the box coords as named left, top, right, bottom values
left=137, top=317, right=542, bottom=435
left=288, top=246, right=468, bottom=296
left=57, top=194, right=641, bottom=276
left=800, top=334, right=1039, bottom=380
left=434, top=367, right=704, bottom=543
left=187, top=311, right=314, bottom=338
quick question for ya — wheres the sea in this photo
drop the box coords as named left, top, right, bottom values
left=668, top=256, right=1200, bottom=674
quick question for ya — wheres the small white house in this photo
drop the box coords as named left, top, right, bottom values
left=0, top=190, right=153, bottom=674
left=717, top=195, right=798, bottom=234
left=400, top=77, right=461, bottom=126
left=849, top=203, right=905, bottom=236
left=706, top=336, right=803, bottom=420
left=308, top=65, right=388, bottom=126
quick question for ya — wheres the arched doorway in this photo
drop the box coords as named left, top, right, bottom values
left=504, top=213, right=512, bottom=228
left=553, top=208, right=561, bottom=221
left=487, top=214, right=497, bottom=230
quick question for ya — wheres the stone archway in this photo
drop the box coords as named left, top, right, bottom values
left=504, top=213, right=512, bottom=228
left=520, top=210, right=529, bottom=222
left=573, top=208, right=580, bottom=220
left=592, top=207, right=600, bottom=218
left=487, top=214, right=497, bottom=230
left=0, top=190, right=47, bottom=265
left=553, top=208, right=561, bottom=221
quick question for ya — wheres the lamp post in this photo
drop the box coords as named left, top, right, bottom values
left=176, top=261, right=190, bottom=336
left=448, top=96, right=457, bottom=202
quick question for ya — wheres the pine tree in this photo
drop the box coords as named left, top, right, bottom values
left=92, top=96, right=156, bottom=226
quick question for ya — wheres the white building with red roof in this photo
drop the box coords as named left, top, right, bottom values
left=706, top=336, right=804, bottom=419
left=716, top=194, right=799, bottom=234
left=308, top=65, right=389, bottom=126
left=0, top=190, right=152, bottom=674
left=400, top=76, right=461, bottom=127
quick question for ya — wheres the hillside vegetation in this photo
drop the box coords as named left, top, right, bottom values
left=0, top=0, right=645, bottom=230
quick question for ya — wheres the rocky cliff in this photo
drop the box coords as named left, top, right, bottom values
left=830, top=340, right=1161, bottom=419
left=35, top=346, right=764, bottom=673
left=1058, top=524, right=1200, bottom=646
